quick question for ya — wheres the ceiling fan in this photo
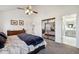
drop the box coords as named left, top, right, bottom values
left=17, top=5, right=38, bottom=15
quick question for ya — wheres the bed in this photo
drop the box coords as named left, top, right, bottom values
left=0, top=29, right=46, bottom=54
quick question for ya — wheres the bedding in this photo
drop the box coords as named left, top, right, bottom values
left=28, top=41, right=46, bottom=52
left=0, top=35, right=29, bottom=54
left=0, top=35, right=46, bottom=54
left=18, top=33, right=43, bottom=46
left=0, top=32, right=7, bottom=49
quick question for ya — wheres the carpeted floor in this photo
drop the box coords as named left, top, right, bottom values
left=38, top=39, right=79, bottom=54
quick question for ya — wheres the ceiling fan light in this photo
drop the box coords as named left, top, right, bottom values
left=25, top=10, right=33, bottom=15
left=28, top=12, right=31, bottom=15
left=25, top=9, right=29, bottom=14
left=26, top=12, right=31, bottom=15
left=30, top=11, right=33, bottom=14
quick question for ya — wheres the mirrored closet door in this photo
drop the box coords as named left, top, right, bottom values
left=42, top=17, right=55, bottom=41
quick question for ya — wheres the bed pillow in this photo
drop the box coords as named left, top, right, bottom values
left=0, top=36, right=6, bottom=49
left=0, top=32, right=7, bottom=49
left=0, top=32, right=7, bottom=39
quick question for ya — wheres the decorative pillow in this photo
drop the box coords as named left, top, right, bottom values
left=0, top=32, right=7, bottom=39
left=0, top=32, right=7, bottom=49
left=0, top=36, right=6, bottom=44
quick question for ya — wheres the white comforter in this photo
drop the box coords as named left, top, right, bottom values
left=0, top=35, right=46, bottom=54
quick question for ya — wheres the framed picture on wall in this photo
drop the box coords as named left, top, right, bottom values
left=19, top=20, right=24, bottom=25
left=11, top=20, right=18, bottom=25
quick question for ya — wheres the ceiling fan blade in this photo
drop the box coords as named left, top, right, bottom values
left=17, top=7, right=25, bottom=10
left=33, top=11, right=38, bottom=14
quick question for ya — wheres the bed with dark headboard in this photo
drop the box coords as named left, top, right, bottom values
left=6, top=29, right=46, bottom=54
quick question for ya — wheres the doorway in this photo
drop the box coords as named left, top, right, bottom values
left=62, top=14, right=76, bottom=47
left=42, top=17, right=55, bottom=41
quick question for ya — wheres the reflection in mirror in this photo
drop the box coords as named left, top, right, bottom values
left=65, top=30, right=76, bottom=37
left=42, top=17, right=55, bottom=41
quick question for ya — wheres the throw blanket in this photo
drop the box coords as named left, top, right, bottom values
left=18, top=33, right=43, bottom=46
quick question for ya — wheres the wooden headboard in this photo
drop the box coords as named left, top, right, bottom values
left=7, top=29, right=26, bottom=36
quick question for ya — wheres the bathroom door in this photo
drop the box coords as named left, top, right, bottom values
left=62, top=14, right=76, bottom=47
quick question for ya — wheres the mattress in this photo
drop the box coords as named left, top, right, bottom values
left=0, top=35, right=46, bottom=54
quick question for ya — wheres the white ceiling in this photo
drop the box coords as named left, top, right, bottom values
left=0, top=5, right=79, bottom=12
left=0, top=5, right=28, bottom=12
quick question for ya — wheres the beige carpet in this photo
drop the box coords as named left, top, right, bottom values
left=38, top=39, right=79, bottom=54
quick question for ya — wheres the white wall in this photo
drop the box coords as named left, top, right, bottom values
left=0, top=9, right=33, bottom=34
left=76, top=13, right=79, bottom=48
left=0, top=12, right=4, bottom=31
left=32, top=5, right=79, bottom=44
